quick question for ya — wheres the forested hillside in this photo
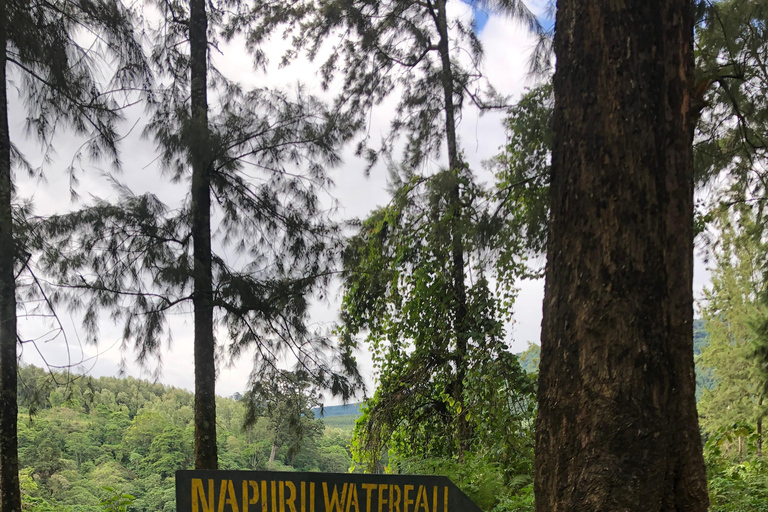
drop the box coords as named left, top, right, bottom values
left=16, top=366, right=354, bottom=512
left=17, top=336, right=730, bottom=512
left=16, top=316, right=768, bottom=512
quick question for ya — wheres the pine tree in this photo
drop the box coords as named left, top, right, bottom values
left=700, top=206, right=768, bottom=458
left=695, top=0, right=768, bottom=389
left=37, top=0, right=361, bottom=470
left=1, top=1, right=147, bottom=509
left=694, top=0, right=768, bottom=190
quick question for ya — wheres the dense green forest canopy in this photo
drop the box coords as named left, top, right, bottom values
left=15, top=365, right=356, bottom=512
left=17, top=326, right=754, bottom=512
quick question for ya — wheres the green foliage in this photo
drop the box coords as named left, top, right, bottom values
left=492, top=83, right=553, bottom=254
left=516, top=344, right=540, bottom=374
left=99, top=488, right=134, bottom=512
left=463, top=352, right=536, bottom=479
left=694, top=0, right=768, bottom=190
left=699, top=206, right=768, bottom=441
left=705, top=434, right=768, bottom=511
left=389, top=454, right=533, bottom=512
left=16, top=365, right=355, bottom=512
left=698, top=205, right=768, bottom=511
left=489, top=485, right=534, bottom=512
left=243, top=371, right=325, bottom=466
left=343, top=168, right=535, bottom=472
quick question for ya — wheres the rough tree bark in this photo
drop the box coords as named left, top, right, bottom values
left=189, top=0, right=218, bottom=470
left=0, top=10, right=22, bottom=511
left=534, top=0, right=708, bottom=510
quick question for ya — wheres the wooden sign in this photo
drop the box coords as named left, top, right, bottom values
left=176, top=470, right=482, bottom=512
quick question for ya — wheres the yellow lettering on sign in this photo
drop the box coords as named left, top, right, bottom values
left=192, top=479, right=214, bottom=512
left=243, top=481, right=260, bottom=512
left=271, top=481, right=278, bottom=512
left=379, top=484, right=392, bottom=512
left=218, top=480, right=229, bottom=512
left=262, top=482, right=268, bottom=512
left=403, top=486, right=414, bottom=512
left=414, top=486, right=429, bottom=512
left=226, top=481, right=240, bottom=512
left=362, top=484, right=376, bottom=512
left=310, top=483, right=315, bottom=512
left=215, top=480, right=239, bottom=512
left=345, top=484, right=359, bottom=512
left=190, top=477, right=453, bottom=512
left=389, top=485, right=401, bottom=512
left=323, top=483, right=348, bottom=512
left=284, top=481, right=297, bottom=512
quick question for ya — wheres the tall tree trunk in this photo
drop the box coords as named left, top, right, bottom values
left=0, top=17, right=21, bottom=512
left=435, top=0, right=471, bottom=458
left=535, top=0, right=708, bottom=510
left=189, top=0, right=217, bottom=470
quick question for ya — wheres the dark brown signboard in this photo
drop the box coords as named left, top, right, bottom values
left=176, top=470, right=482, bottom=512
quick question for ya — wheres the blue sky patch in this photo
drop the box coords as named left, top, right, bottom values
left=461, top=0, right=490, bottom=32
left=461, top=0, right=554, bottom=35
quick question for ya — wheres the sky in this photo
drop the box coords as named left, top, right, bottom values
left=11, top=0, right=709, bottom=404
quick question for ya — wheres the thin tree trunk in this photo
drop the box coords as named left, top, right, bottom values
left=535, top=0, right=708, bottom=510
left=0, top=16, right=21, bottom=511
left=189, top=0, right=217, bottom=470
left=435, top=0, right=459, bottom=168
left=435, top=0, right=471, bottom=458
left=269, top=443, right=277, bottom=464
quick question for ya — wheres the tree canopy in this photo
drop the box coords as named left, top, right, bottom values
left=32, top=0, right=363, bottom=470
left=2, top=0, right=149, bottom=508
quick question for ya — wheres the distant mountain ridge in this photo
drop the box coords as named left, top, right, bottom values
left=312, top=403, right=362, bottom=418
